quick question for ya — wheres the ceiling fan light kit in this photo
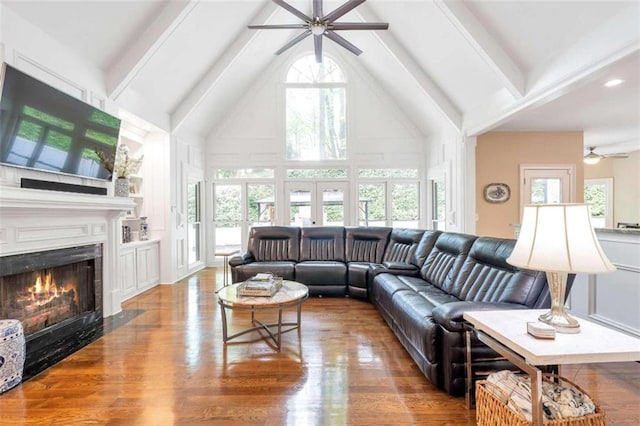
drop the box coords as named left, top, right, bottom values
left=248, top=0, right=389, bottom=62
left=584, top=146, right=629, bottom=165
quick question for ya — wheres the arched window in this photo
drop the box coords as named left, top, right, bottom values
left=285, top=55, right=347, bottom=160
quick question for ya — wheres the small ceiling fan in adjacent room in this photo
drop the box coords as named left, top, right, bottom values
left=583, top=146, right=629, bottom=164
left=248, top=0, right=389, bottom=63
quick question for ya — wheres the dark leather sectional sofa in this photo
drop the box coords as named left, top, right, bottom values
left=229, top=225, right=571, bottom=396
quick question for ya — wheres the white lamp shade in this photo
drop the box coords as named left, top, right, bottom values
left=507, top=204, right=616, bottom=273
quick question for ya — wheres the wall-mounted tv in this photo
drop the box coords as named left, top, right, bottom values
left=0, top=63, right=120, bottom=181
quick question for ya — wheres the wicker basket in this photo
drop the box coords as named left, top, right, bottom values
left=476, top=374, right=606, bottom=426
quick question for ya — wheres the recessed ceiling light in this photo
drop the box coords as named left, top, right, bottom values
left=604, top=79, right=624, bottom=87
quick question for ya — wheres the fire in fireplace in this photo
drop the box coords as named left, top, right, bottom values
left=0, top=244, right=103, bottom=380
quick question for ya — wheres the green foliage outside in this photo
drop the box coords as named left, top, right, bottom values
left=392, top=184, right=419, bottom=220
left=45, top=130, right=72, bottom=151
left=81, top=148, right=100, bottom=162
left=359, top=184, right=385, bottom=222
left=584, top=185, right=606, bottom=217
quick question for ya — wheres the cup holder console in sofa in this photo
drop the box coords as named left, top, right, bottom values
left=229, top=225, right=572, bottom=396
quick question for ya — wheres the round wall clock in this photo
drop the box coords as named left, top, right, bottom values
left=483, top=183, right=511, bottom=203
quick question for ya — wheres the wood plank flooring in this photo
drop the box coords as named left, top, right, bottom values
left=1, top=268, right=638, bottom=425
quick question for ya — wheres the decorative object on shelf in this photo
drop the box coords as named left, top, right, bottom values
left=122, top=225, right=131, bottom=243
left=483, top=183, right=511, bottom=203
left=99, top=144, right=143, bottom=197
left=114, top=177, right=130, bottom=198
left=139, top=217, right=149, bottom=241
left=507, top=204, right=616, bottom=333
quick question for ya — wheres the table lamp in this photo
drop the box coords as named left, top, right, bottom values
left=507, top=204, right=616, bottom=333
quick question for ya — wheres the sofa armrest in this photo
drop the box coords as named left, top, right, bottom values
left=382, top=261, right=418, bottom=271
left=228, top=252, right=255, bottom=267
left=432, top=301, right=528, bottom=332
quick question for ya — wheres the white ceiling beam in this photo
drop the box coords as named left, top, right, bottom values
left=105, top=0, right=199, bottom=101
left=435, top=0, right=525, bottom=99
left=355, top=5, right=462, bottom=130
left=465, top=4, right=640, bottom=136
left=171, top=2, right=280, bottom=133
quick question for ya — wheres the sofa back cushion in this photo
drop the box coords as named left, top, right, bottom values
left=450, top=237, right=547, bottom=307
left=414, top=230, right=441, bottom=268
left=247, top=226, right=300, bottom=262
left=383, top=228, right=425, bottom=264
left=420, top=232, right=476, bottom=292
left=300, top=227, right=345, bottom=261
left=345, top=227, right=391, bottom=263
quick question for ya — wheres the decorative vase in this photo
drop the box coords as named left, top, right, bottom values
left=139, top=217, right=149, bottom=240
left=114, top=177, right=130, bottom=197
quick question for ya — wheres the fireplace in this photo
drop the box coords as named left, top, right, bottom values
left=0, top=244, right=103, bottom=380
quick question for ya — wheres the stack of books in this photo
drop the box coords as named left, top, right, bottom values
left=237, top=273, right=283, bottom=297
left=526, top=321, right=556, bottom=339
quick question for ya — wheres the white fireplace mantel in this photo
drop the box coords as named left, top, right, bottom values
left=0, top=186, right=134, bottom=316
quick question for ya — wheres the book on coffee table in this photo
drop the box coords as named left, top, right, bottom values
left=237, top=275, right=283, bottom=297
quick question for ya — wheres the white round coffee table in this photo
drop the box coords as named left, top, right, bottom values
left=217, top=280, right=308, bottom=351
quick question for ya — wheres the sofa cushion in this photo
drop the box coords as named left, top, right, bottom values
left=300, top=227, right=345, bottom=261
left=345, top=227, right=391, bottom=263
left=420, top=232, right=476, bottom=293
left=247, top=226, right=300, bottom=262
left=232, top=261, right=296, bottom=282
left=383, top=228, right=425, bottom=264
left=391, top=291, right=440, bottom=364
left=295, top=261, right=347, bottom=285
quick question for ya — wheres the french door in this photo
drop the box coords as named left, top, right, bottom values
left=284, top=181, right=349, bottom=226
left=213, top=182, right=276, bottom=252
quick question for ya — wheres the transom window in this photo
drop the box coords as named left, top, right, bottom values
left=286, top=55, right=347, bottom=161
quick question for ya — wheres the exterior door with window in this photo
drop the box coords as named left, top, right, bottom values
left=520, top=166, right=575, bottom=215
left=285, top=181, right=349, bottom=226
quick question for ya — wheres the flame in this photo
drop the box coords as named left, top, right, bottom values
left=29, top=271, right=69, bottom=306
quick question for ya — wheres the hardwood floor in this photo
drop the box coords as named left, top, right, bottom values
left=1, top=268, right=638, bottom=425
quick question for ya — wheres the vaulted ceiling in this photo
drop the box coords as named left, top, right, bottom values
left=4, top=0, right=639, bottom=155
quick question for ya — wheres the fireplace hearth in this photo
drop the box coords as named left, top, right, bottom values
left=0, top=244, right=103, bottom=380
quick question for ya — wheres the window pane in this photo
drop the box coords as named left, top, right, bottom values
left=286, top=56, right=346, bottom=83
left=323, top=189, right=344, bottom=226
left=432, top=179, right=446, bottom=231
left=215, top=168, right=274, bottom=179
left=531, top=178, right=561, bottom=204
left=359, top=169, right=419, bottom=178
left=392, top=183, right=419, bottom=228
left=290, top=190, right=312, bottom=226
left=214, top=184, right=241, bottom=251
left=358, top=183, right=386, bottom=226
left=287, top=168, right=347, bottom=179
left=248, top=184, right=275, bottom=226
left=286, top=87, right=346, bottom=160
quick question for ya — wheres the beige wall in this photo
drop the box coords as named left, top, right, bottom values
left=584, top=151, right=640, bottom=226
left=476, top=131, right=584, bottom=238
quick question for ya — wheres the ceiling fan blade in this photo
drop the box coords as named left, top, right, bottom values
left=324, top=0, right=367, bottom=23
left=330, top=22, right=389, bottom=30
left=273, top=0, right=311, bottom=22
left=313, top=0, right=323, bottom=18
left=603, top=153, right=629, bottom=158
left=275, top=30, right=311, bottom=55
left=248, top=24, right=309, bottom=29
left=314, top=34, right=323, bottom=63
left=324, top=31, right=363, bottom=56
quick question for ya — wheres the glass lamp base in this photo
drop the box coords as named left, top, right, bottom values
left=538, top=310, right=581, bottom=334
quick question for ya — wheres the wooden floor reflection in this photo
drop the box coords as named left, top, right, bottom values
left=1, top=268, right=638, bottom=425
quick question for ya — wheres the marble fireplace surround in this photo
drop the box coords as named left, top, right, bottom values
left=0, top=186, right=134, bottom=318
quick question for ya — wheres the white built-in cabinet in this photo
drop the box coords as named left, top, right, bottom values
left=120, top=240, right=160, bottom=300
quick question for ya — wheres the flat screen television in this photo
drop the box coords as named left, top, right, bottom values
left=0, top=63, right=120, bottom=181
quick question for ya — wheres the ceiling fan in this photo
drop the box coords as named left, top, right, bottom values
left=248, top=0, right=389, bottom=63
left=583, top=146, right=629, bottom=164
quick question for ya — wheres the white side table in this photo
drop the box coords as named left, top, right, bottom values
left=464, top=309, right=640, bottom=425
